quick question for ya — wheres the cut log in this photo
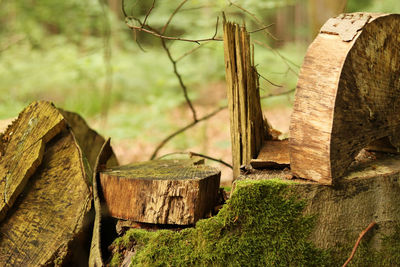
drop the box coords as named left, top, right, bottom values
left=238, top=152, right=400, bottom=254
left=0, top=129, right=92, bottom=266
left=250, top=139, right=290, bottom=169
left=223, top=20, right=269, bottom=179
left=0, top=101, right=66, bottom=222
left=290, top=13, right=400, bottom=184
left=99, top=158, right=221, bottom=225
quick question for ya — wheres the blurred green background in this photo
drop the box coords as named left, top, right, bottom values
left=1, top=0, right=399, bottom=174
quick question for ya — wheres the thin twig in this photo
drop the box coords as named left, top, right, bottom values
left=342, top=222, right=377, bottom=267
left=161, top=0, right=188, bottom=34
left=158, top=0, right=197, bottom=121
left=248, top=24, right=274, bottom=34
left=161, top=40, right=198, bottom=122
left=228, top=0, right=278, bottom=40
left=126, top=22, right=222, bottom=44
left=256, top=70, right=283, bottom=88
left=142, top=0, right=156, bottom=28
left=150, top=106, right=225, bottom=160
left=176, top=43, right=206, bottom=62
left=253, top=40, right=299, bottom=76
left=150, top=89, right=295, bottom=159
left=157, top=151, right=232, bottom=169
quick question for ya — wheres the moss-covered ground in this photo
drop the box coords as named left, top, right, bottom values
left=110, top=179, right=400, bottom=266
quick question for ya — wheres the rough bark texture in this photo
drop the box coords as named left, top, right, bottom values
left=99, top=159, right=221, bottom=225
left=0, top=101, right=66, bottom=222
left=238, top=152, right=400, bottom=252
left=223, top=20, right=268, bottom=179
left=290, top=13, right=400, bottom=185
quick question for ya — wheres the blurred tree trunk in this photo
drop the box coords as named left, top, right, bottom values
left=108, top=0, right=122, bottom=19
left=308, top=0, right=347, bottom=38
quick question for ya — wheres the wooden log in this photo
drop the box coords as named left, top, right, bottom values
left=238, top=152, right=400, bottom=253
left=99, top=158, right=221, bottom=225
left=290, top=13, right=400, bottom=184
left=0, top=101, right=66, bottom=222
left=223, top=19, right=269, bottom=179
left=0, top=129, right=92, bottom=266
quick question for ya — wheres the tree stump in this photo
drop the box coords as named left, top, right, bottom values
left=238, top=152, right=400, bottom=258
left=290, top=13, right=400, bottom=185
left=99, top=158, right=221, bottom=225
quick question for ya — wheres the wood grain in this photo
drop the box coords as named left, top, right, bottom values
left=290, top=13, right=400, bottom=184
left=0, top=101, right=66, bottom=222
left=0, top=129, right=92, bottom=266
left=250, top=139, right=290, bottom=169
left=99, top=159, right=220, bottom=225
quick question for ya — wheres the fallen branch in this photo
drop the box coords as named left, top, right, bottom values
left=342, top=221, right=377, bottom=267
left=158, top=151, right=232, bottom=169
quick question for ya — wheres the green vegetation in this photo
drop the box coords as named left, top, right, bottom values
left=110, top=179, right=400, bottom=266
left=110, top=179, right=331, bottom=266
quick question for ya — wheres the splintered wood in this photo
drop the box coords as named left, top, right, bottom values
left=99, top=158, right=221, bottom=225
left=290, top=13, right=400, bottom=184
left=223, top=20, right=267, bottom=179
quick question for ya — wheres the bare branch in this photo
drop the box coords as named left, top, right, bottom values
left=176, top=43, right=206, bottom=62
left=256, top=69, right=283, bottom=88
left=161, top=0, right=188, bottom=34
left=126, top=21, right=222, bottom=44
left=249, top=23, right=274, bottom=34
left=158, top=151, right=232, bottom=169
left=343, top=222, right=376, bottom=267
left=228, top=0, right=278, bottom=40
left=160, top=39, right=198, bottom=122
left=253, top=40, right=299, bottom=77
left=142, top=0, right=156, bottom=27
left=150, top=107, right=225, bottom=160
left=150, top=89, right=295, bottom=159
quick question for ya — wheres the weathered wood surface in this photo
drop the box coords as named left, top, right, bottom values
left=0, top=101, right=65, bottom=222
left=61, top=110, right=118, bottom=171
left=250, top=139, right=290, bottom=169
left=239, top=152, right=400, bottom=250
left=89, top=138, right=115, bottom=267
left=223, top=20, right=268, bottom=179
left=0, top=129, right=92, bottom=266
left=99, top=158, right=221, bottom=225
left=290, top=13, right=400, bottom=184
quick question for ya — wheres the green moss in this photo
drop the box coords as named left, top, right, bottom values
left=112, top=179, right=332, bottom=266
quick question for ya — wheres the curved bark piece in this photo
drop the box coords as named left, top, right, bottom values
left=89, top=138, right=115, bottom=267
left=0, top=129, right=92, bottom=266
left=60, top=110, right=118, bottom=173
left=0, top=101, right=66, bottom=222
left=290, top=13, right=400, bottom=184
